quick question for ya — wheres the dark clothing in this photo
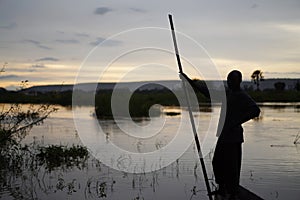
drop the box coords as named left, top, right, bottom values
left=217, top=90, right=260, bottom=143
left=213, top=141, right=242, bottom=194
left=212, top=90, right=260, bottom=194
left=213, top=89, right=260, bottom=194
left=181, top=74, right=260, bottom=195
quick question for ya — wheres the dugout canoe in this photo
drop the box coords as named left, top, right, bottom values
left=213, top=185, right=264, bottom=200
left=238, top=185, right=264, bottom=200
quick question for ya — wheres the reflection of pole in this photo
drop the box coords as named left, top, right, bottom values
left=168, top=14, right=213, bottom=200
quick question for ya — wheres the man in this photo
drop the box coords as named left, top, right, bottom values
left=180, top=70, right=260, bottom=199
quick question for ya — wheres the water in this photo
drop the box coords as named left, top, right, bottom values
left=241, top=104, right=300, bottom=199
left=0, top=103, right=299, bottom=200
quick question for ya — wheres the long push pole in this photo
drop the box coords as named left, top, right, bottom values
left=168, top=14, right=213, bottom=200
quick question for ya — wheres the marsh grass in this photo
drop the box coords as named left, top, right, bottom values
left=0, top=141, right=216, bottom=200
left=294, top=132, right=300, bottom=144
left=37, top=144, right=89, bottom=171
left=0, top=141, right=90, bottom=199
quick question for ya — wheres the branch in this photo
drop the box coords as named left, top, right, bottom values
left=10, top=113, right=50, bottom=135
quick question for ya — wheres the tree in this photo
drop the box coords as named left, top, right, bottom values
left=251, top=70, right=264, bottom=91
left=295, top=81, right=300, bottom=91
left=0, top=62, right=7, bottom=74
left=0, top=104, right=57, bottom=146
left=274, top=82, right=286, bottom=91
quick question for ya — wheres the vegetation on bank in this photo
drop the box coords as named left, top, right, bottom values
left=0, top=102, right=89, bottom=198
left=0, top=104, right=57, bottom=147
left=0, top=89, right=89, bottom=198
left=0, top=90, right=73, bottom=106
left=247, top=90, right=300, bottom=102
left=1, top=86, right=300, bottom=118
left=0, top=85, right=210, bottom=118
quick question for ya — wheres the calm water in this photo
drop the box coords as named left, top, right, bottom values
left=1, top=103, right=300, bottom=200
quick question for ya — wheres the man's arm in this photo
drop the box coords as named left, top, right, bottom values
left=233, top=93, right=260, bottom=126
left=239, top=104, right=260, bottom=125
left=179, top=73, right=210, bottom=99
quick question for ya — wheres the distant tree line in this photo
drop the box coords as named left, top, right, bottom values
left=1, top=68, right=300, bottom=118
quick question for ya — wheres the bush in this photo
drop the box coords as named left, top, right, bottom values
left=274, top=82, right=286, bottom=91
left=0, top=104, right=57, bottom=147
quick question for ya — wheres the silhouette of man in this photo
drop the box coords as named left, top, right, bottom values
left=180, top=70, right=260, bottom=199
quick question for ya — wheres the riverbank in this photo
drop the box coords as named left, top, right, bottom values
left=1, top=89, right=299, bottom=117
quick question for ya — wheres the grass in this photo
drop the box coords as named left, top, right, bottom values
left=294, top=132, right=300, bottom=144
left=37, top=144, right=89, bottom=171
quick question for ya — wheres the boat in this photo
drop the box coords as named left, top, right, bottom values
left=238, top=185, right=264, bottom=200
left=213, top=185, right=264, bottom=200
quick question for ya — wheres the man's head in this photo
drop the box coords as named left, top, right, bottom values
left=227, top=70, right=242, bottom=90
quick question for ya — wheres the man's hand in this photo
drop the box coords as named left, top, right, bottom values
left=179, top=72, right=189, bottom=81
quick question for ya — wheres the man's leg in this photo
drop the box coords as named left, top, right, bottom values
left=225, top=143, right=242, bottom=196
left=212, top=141, right=226, bottom=195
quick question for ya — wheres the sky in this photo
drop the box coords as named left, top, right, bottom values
left=0, top=0, right=299, bottom=90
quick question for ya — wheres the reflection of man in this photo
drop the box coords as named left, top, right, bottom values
left=180, top=70, right=260, bottom=200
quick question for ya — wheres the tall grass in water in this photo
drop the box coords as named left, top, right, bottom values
left=294, top=131, right=300, bottom=144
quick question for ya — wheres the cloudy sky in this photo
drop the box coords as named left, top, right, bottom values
left=0, top=0, right=299, bottom=90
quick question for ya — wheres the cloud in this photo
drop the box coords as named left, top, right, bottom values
left=264, top=71, right=300, bottom=75
left=263, top=71, right=300, bottom=79
left=56, top=30, right=65, bottom=34
left=55, top=39, right=80, bottom=44
left=0, top=75, right=19, bottom=80
left=29, top=64, right=47, bottom=72
left=129, top=8, right=147, bottom=13
left=89, top=37, right=122, bottom=46
left=35, top=57, right=59, bottom=62
left=0, top=22, right=17, bottom=30
left=23, top=39, right=51, bottom=50
left=31, top=64, right=46, bottom=69
left=75, top=32, right=90, bottom=37
left=274, top=23, right=300, bottom=33
left=94, top=7, right=113, bottom=15
left=251, top=3, right=258, bottom=9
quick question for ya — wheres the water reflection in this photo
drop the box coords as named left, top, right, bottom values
left=0, top=141, right=89, bottom=199
left=0, top=103, right=300, bottom=199
left=258, top=102, right=300, bottom=110
left=0, top=140, right=208, bottom=199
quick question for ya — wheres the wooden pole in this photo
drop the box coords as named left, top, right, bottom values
left=168, top=14, right=213, bottom=200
